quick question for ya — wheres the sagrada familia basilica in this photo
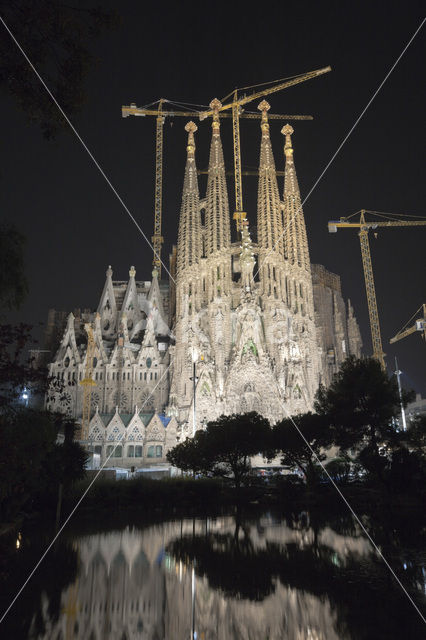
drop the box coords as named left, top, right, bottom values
left=47, top=99, right=362, bottom=467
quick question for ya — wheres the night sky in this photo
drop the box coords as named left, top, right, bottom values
left=1, top=2, right=425, bottom=393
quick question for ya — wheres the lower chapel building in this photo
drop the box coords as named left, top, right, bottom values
left=47, top=100, right=362, bottom=468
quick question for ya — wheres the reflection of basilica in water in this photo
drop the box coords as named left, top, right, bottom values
left=31, top=516, right=374, bottom=640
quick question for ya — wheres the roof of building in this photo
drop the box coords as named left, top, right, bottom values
left=158, top=414, right=171, bottom=427
left=139, top=411, right=155, bottom=426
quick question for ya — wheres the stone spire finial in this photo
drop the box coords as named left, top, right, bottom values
left=257, top=99, right=284, bottom=258
left=106, top=265, right=113, bottom=278
left=185, top=121, right=197, bottom=158
left=281, top=122, right=310, bottom=271
left=204, top=97, right=231, bottom=256
left=281, top=124, right=294, bottom=157
left=258, top=100, right=270, bottom=134
left=176, top=121, right=202, bottom=275
left=129, top=265, right=136, bottom=278
left=210, top=98, right=222, bottom=134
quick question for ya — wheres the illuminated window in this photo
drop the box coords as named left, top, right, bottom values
left=148, top=445, right=162, bottom=458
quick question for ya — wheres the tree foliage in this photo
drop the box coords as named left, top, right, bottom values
left=0, top=223, right=28, bottom=311
left=167, top=412, right=271, bottom=488
left=0, top=1, right=119, bottom=138
left=314, top=356, right=413, bottom=481
left=273, top=412, right=331, bottom=486
left=0, top=409, right=87, bottom=520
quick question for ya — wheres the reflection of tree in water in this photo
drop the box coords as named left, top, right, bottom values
left=169, top=531, right=276, bottom=601
left=0, top=534, right=78, bottom=640
left=167, top=512, right=426, bottom=640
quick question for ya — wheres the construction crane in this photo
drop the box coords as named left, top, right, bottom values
left=328, top=210, right=426, bottom=369
left=80, top=322, right=97, bottom=442
left=390, top=304, right=426, bottom=344
left=199, top=66, right=331, bottom=231
left=122, top=88, right=317, bottom=272
left=197, top=168, right=285, bottom=177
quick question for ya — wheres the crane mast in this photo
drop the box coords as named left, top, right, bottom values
left=358, top=212, right=385, bottom=368
left=232, top=91, right=244, bottom=230
left=328, top=210, right=426, bottom=369
left=152, top=100, right=164, bottom=276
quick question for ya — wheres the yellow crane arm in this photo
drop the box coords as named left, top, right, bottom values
left=199, top=66, right=331, bottom=118
left=390, top=324, right=418, bottom=344
left=329, top=219, right=426, bottom=231
left=122, top=106, right=312, bottom=121
left=390, top=304, right=426, bottom=344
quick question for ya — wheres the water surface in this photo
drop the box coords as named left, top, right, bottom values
left=1, top=509, right=425, bottom=639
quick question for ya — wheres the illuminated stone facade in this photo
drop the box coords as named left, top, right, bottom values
left=168, top=100, right=361, bottom=435
left=47, top=100, right=361, bottom=462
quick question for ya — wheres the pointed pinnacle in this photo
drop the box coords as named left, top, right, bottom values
left=258, top=100, right=270, bottom=133
left=210, top=98, right=222, bottom=133
left=258, top=99, right=271, bottom=113
left=185, top=121, right=198, bottom=134
left=209, top=98, right=222, bottom=112
left=281, top=124, right=294, bottom=157
left=185, top=121, right=197, bottom=157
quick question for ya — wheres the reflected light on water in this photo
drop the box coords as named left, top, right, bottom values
left=18, top=513, right=424, bottom=640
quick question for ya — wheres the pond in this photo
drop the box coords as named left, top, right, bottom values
left=1, top=508, right=425, bottom=639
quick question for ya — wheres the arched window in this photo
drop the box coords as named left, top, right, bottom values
left=135, top=445, right=142, bottom=458
left=127, top=445, right=134, bottom=458
left=107, top=445, right=122, bottom=458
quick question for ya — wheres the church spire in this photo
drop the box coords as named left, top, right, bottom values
left=281, top=124, right=310, bottom=272
left=205, top=98, right=231, bottom=256
left=176, top=121, right=202, bottom=276
left=257, top=100, right=284, bottom=255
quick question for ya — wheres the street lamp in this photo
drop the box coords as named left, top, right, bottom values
left=394, top=357, right=407, bottom=431
left=21, top=387, right=29, bottom=407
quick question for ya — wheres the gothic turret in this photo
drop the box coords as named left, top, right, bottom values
left=176, top=121, right=202, bottom=317
left=282, top=124, right=310, bottom=273
left=205, top=99, right=231, bottom=256
left=257, top=100, right=284, bottom=255
left=257, top=100, right=286, bottom=302
left=176, top=122, right=202, bottom=276
left=203, top=99, right=232, bottom=304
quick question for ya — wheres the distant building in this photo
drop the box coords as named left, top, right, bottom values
left=407, top=393, right=426, bottom=422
